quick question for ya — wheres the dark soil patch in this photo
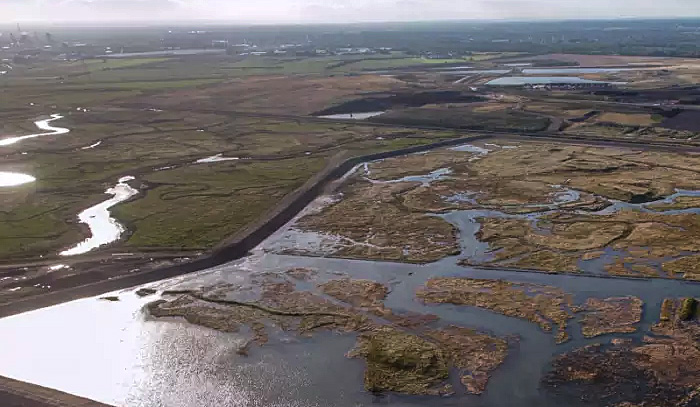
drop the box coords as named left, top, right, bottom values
left=374, top=107, right=550, bottom=132
left=569, top=110, right=600, bottom=123
left=591, top=86, right=700, bottom=105
left=545, top=343, right=700, bottom=407
left=660, top=110, right=700, bottom=131
left=314, top=91, right=485, bottom=115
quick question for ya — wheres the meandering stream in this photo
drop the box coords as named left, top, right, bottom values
left=60, top=176, right=139, bottom=256
left=1, top=114, right=142, bottom=255
left=0, top=114, right=70, bottom=147
left=0, top=114, right=71, bottom=188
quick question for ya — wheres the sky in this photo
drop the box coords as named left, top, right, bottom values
left=2, top=0, right=700, bottom=24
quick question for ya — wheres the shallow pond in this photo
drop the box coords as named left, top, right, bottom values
left=372, top=167, right=453, bottom=186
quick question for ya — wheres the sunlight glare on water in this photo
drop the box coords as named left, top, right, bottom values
left=60, top=176, right=139, bottom=256
left=0, top=171, right=35, bottom=187
left=0, top=114, right=70, bottom=147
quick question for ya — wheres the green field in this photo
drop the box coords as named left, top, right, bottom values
left=0, top=104, right=459, bottom=260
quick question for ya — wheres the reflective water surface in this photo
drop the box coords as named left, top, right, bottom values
left=0, top=114, right=71, bottom=187
left=318, top=111, right=386, bottom=120
left=1, top=144, right=699, bottom=406
left=0, top=171, right=35, bottom=187
left=0, top=114, right=70, bottom=146
left=60, top=176, right=139, bottom=256
left=486, top=76, right=611, bottom=86
left=0, top=247, right=697, bottom=407
left=195, top=154, right=241, bottom=164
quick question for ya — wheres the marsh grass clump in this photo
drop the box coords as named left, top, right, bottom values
left=349, top=328, right=451, bottom=395
left=135, top=288, right=157, bottom=297
left=660, top=298, right=674, bottom=322
left=679, top=298, right=698, bottom=321
left=424, top=326, right=509, bottom=394
left=417, top=277, right=575, bottom=342
left=579, top=297, right=643, bottom=338
left=319, top=278, right=388, bottom=309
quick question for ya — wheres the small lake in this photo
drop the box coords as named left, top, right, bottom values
left=521, top=67, right=635, bottom=74
left=318, top=111, right=386, bottom=120
left=486, top=76, right=611, bottom=86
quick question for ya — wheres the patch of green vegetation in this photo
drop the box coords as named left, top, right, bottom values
left=468, top=52, right=524, bottom=61
left=223, top=57, right=335, bottom=75
left=0, top=59, right=466, bottom=261
left=679, top=298, right=697, bottom=321
left=329, top=57, right=469, bottom=72
left=345, top=135, right=460, bottom=156
left=0, top=190, right=100, bottom=259
left=349, top=328, right=450, bottom=395
left=82, top=58, right=170, bottom=70
left=113, top=157, right=328, bottom=249
left=660, top=298, right=674, bottom=321
left=61, top=78, right=223, bottom=91
left=0, top=86, right=141, bottom=114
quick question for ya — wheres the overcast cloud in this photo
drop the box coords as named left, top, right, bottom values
left=2, top=0, right=700, bottom=23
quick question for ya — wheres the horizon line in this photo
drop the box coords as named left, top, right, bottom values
left=2, top=16, right=700, bottom=28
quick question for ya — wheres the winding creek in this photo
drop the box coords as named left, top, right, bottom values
left=0, top=114, right=70, bottom=147
left=1, top=114, right=140, bottom=256
left=0, top=114, right=71, bottom=187
left=60, top=176, right=139, bottom=256
left=0, top=144, right=698, bottom=406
